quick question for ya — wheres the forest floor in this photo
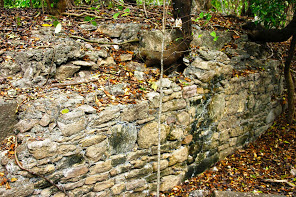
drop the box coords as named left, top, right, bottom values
left=0, top=4, right=295, bottom=197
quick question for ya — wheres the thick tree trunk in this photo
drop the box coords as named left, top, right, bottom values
left=172, top=0, right=193, bottom=37
left=140, top=0, right=193, bottom=73
left=243, top=11, right=296, bottom=42
left=284, top=35, right=296, bottom=124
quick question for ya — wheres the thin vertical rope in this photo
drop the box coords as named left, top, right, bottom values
left=157, top=0, right=166, bottom=196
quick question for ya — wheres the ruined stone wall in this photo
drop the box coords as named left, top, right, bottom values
left=0, top=26, right=284, bottom=196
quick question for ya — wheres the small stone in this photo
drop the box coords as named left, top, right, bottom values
left=126, top=179, right=146, bottom=191
left=77, top=105, right=97, bottom=114
left=111, top=183, right=126, bottom=195
left=90, top=107, right=120, bottom=126
left=134, top=71, right=145, bottom=81
left=55, top=64, right=80, bottom=80
left=85, top=141, right=108, bottom=162
left=72, top=60, right=95, bottom=66
left=80, top=135, right=106, bottom=147
left=95, top=57, right=116, bottom=69
left=63, top=165, right=88, bottom=179
left=162, top=99, right=187, bottom=112
left=137, top=121, right=169, bottom=148
left=58, top=145, right=77, bottom=156
left=156, top=78, right=171, bottom=88
left=63, top=179, right=85, bottom=190
left=85, top=172, right=109, bottom=185
left=15, top=119, right=39, bottom=133
left=119, top=54, right=133, bottom=61
left=160, top=175, right=181, bottom=191
left=182, top=135, right=193, bottom=144
left=152, top=160, right=168, bottom=172
left=89, top=160, right=112, bottom=175
left=39, top=113, right=51, bottom=127
left=169, top=146, right=188, bottom=164
left=169, top=128, right=184, bottom=141
left=93, top=179, right=115, bottom=192
left=28, top=139, right=58, bottom=160
left=58, top=118, right=86, bottom=137
left=121, top=102, right=149, bottom=122
left=31, top=164, right=55, bottom=175
left=177, top=111, right=190, bottom=126
left=61, top=110, right=84, bottom=120
left=183, top=85, right=197, bottom=98
left=40, top=188, right=52, bottom=197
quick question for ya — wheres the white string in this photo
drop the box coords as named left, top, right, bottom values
left=156, top=0, right=166, bottom=196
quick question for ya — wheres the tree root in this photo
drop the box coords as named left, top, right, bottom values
left=14, top=136, right=70, bottom=197
left=262, top=179, right=296, bottom=187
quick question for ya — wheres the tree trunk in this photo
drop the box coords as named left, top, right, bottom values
left=243, top=11, right=296, bottom=42
left=140, top=0, right=193, bottom=73
left=284, top=35, right=296, bottom=124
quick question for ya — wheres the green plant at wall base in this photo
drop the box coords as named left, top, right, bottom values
left=210, top=31, right=218, bottom=41
left=84, top=16, right=97, bottom=26
left=113, top=7, right=130, bottom=19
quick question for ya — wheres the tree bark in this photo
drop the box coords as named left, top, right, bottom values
left=243, top=11, right=296, bottom=42
left=139, top=0, right=193, bottom=73
left=284, top=35, right=296, bottom=124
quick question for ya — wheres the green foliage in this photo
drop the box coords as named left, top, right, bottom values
left=250, top=0, right=295, bottom=28
left=113, top=7, right=130, bottom=20
left=4, top=0, right=42, bottom=8
left=193, top=12, right=212, bottom=24
left=210, top=31, right=218, bottom=41
left=211, top=0, right=296, bottom=28
left=84, top=16, right=97, bottom=26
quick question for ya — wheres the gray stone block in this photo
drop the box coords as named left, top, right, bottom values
left=0, top=101, right=18, bottom=142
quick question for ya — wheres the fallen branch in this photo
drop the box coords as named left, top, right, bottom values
left=62, top=12, right=104, bottom=19
left=69, top=35, right=139, bottom=45
left=14, top=136, right=70, bottom=197
left=262, top=179, right=296, bottom=187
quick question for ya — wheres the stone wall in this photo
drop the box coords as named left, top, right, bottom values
left=0, top=26, right=284, bottom=196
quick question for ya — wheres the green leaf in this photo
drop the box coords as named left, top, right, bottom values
left=175, top=37, right=183, bottom=42
left=54, top=23, right=62, bottom=34
left=124, top=8, right=130, bottom=13
left=91, top=21, right=97, bottom=26
left=121, top=13, right=130, bottom=17
left=113, top=12, right=120, bottom=19
left=84, top=16, right=92, bottom=21
left=250, top=174, right=257, bottom=179
left=198, top=34, right=202, bottom=38
left=213, top=36, right=218, bottom=42
left=206, top=14, right=212, bottom=21
left=210, top=31, right=216, bottom=37
left=199, top=12, right=204, bottom=18
left=53, top=20, right=59, bottom=27
left=61, top=108, right=69, bottom=114
left=118, top=5, right=124, bottom=10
